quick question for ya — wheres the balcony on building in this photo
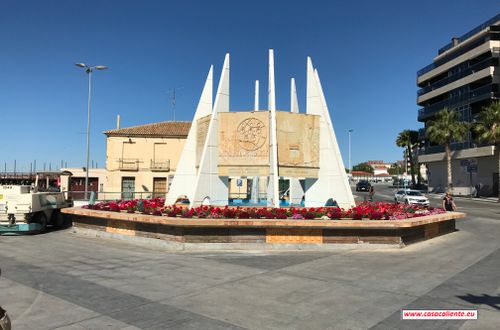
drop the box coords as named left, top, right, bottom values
left=417, top=14, right=500, bottom=80
left=417, top=83, right=499, bottom=122
left=418, top=141, right=494, bottom=156
left=118, top=158, right=139, bottom=171
left=150, top=159, right=170, bottom=172
left=417, top=55, right=499, bottom=97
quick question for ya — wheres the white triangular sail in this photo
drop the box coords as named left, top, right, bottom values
left=250, top=79, right=260, bottom=204
left=191, top=54, right=230, bottom=206
left=254, top=80, right=259, bottom=111
left=290, top=78, right=299, bottom=113
left=166, top=66, right=213, bottom=205
left=304, top=57, right=355, bottom=208
left=289, top=77, right=305, bottom=205
left=267, top=49, right=280, bottom=207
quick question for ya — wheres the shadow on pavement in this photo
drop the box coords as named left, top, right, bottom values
left=457, top=293, right=500, bottom=311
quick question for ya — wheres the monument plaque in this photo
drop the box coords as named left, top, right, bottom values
left=276, top=112, right=320, bottom=178
left=196, top=114, right=211, bottom=167
left=218, top=111, right=270, bottom=176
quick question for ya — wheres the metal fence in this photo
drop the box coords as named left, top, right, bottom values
left=68, top=191, right=163, bottom=201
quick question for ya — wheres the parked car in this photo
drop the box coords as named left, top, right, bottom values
left=356, top=180, right=371, bottom=192
left=394, top=189, right=429, bottom=206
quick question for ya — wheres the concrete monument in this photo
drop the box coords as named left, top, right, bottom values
left=166, top=50, right=355, bottom=209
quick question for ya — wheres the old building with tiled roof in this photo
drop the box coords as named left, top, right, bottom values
left=104, top=121, right=191, bottom=138
left=103, top=121, right=191, bottom=198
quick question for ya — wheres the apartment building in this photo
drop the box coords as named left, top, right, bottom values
left=417, top=14, right=500, bottom=196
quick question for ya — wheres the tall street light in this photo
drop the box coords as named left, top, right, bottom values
left=75, top=63, right=108, bottom=200
left=348, top=129, right=354, bottom=176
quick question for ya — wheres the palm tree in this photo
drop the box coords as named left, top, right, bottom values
left=426, top=108, right=468, bottom=193
left=473, top=101, right=500, bottom=201
left=396, top=130, right=418, bottom=186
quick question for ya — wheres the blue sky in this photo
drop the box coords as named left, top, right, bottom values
left=1, top=0, right=499, bottom=172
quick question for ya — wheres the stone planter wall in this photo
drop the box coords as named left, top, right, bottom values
left=62, top=208, right=465, bottom=250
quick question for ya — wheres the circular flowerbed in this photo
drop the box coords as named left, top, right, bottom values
left=83, top=198, right=446, bottom=220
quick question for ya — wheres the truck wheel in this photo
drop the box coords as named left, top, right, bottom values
left=36, top=213, right=48, bottom=232
left=52, top=210, right=65, bottom=229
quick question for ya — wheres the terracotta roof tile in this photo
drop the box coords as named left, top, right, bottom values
left=104, top=121, right=191, bottom=138
left=351, top=171, right=373, bottom=176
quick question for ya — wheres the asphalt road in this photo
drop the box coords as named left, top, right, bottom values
left=0, top=188, right=499, bottom=330
left=354, top=183, right=500, bottom=220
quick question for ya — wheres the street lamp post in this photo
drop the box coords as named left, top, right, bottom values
left=75, top=63, right=108, bottom=200
left=348, top=129, right=353, bottom=175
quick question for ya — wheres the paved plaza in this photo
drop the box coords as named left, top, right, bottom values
left=0, top=185, right=499, bottom=329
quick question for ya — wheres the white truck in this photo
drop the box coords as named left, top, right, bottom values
left=0, top=185, right=72, bottom=234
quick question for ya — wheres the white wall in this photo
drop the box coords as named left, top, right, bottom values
left=427, top=150, right=498, bottom=196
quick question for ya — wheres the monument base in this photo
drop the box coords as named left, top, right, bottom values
left=62, top=208, right=464, bottom=250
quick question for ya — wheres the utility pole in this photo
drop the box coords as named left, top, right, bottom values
left=348, top=129, right=353, bottom=180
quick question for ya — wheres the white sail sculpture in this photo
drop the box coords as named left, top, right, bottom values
left=165, top=66, right=213, bottom=206
left=190, top=54, right=230, bottom=206
left=304, top=57, right=355, bottom=208
left=167, top=51, right=354, bottom=209
left=267, top=50, right=280, bottom=208
left=288, top=77, right=306, bottom=205
left=250, top=80, right=260, bottom=204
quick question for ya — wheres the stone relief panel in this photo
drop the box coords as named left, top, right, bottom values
left=218, top=111, right=269, bottom=176
left=276, top=112, right=320, bottom=178
left=196, top=114, right=211, bottom=168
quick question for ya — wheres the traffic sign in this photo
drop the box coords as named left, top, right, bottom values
left=467, top=158, right=477, bottom=173
left=468, top=164, right=478, bottom=173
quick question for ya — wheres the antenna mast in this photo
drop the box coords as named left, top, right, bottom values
left=167, top=87, right=183, bottom=121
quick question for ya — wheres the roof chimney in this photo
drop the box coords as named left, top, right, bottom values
left=452, top=37, right=460, bottom=46
left=116, top=114, right=121, bottom=129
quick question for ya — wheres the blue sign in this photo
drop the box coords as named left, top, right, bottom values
left=468, top=164, right=478, bottom=173
left=467, top=158, right=478, bottom=173
left=236, top=179, right=243, bottom=187
left=460, top=159, right=469, bottom=167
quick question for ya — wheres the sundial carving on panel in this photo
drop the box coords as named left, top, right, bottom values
left=237, top=117, right=267, bottom=151
left=218, top=112, right=270, bottom=176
